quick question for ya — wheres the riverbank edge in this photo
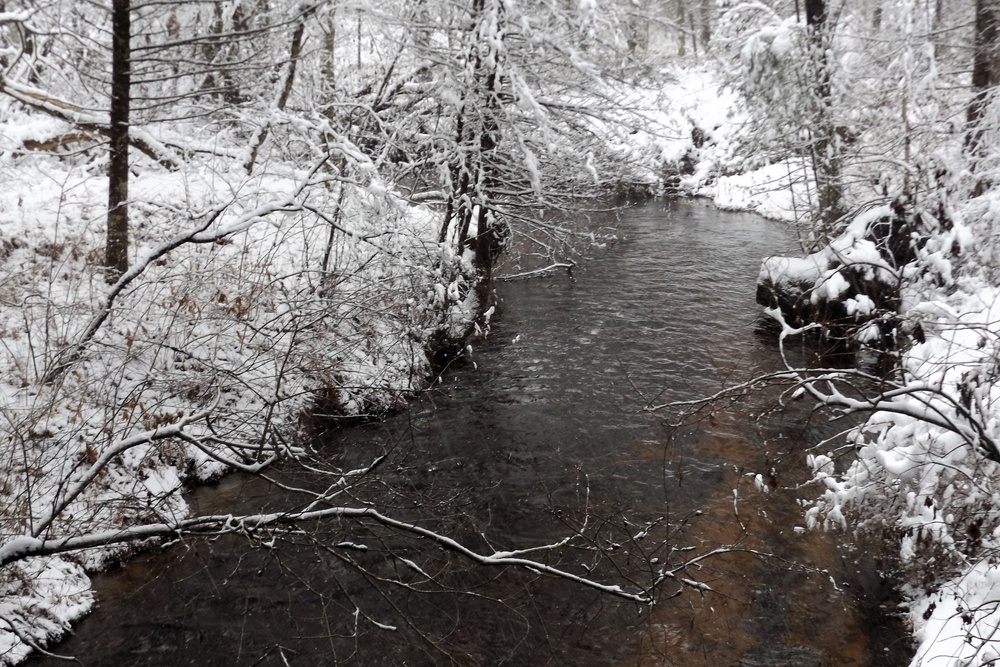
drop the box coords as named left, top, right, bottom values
left=0, top=66, right=768, bottom=665
left=670, top=67, right=1000, bottom=667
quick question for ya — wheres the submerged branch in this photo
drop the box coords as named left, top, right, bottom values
left=0, top=504, right=677, bottom=604
left=497, top=262, right=575, bottom=281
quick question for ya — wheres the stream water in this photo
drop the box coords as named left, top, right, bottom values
left=30, top=199, right=912, bottom=666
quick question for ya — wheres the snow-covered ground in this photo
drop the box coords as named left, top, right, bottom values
left=626, top=68, right=811, bottom=223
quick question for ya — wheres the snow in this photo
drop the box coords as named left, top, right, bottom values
left=714, top=160, right=811, bottom=222
left=616, top=67, right=820, bottom=224
left=910, top=560, right=1000, bottom=666
left=0, top=558, right=92, bottom=665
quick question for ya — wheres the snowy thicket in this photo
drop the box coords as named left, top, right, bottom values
left=0, top=124, right=481, bottom=660
left=803, top=201, right=1000, bottom=667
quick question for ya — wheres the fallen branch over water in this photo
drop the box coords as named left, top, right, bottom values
left=498, top=262, right=575, bottom=281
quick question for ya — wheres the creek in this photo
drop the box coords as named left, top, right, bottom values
left=30, top=199, right=912, bottom=666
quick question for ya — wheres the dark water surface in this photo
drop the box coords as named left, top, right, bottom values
left=31, top=200, right=912, bottom=666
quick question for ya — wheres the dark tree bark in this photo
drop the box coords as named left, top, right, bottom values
left=804, top=0, right=845, bottom=236
left=966, top=0, right=1000, bottom=159
left=699, top=0, right=712, bottom=51
left=675, top=0, right=686, bottom=57
left=106, top=0, right=131, bottom=281
left=804, top=0, right=830, bottom=97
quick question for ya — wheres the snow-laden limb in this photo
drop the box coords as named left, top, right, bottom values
left=759, top=304, right=1000, bottom=466
left=0, top=500, right=729, bottom=606
left=0, top=77, right=182, bottom=170
left=0, top=11, right=32, bottom=25
left=787, top=270, right=1000, bottom=667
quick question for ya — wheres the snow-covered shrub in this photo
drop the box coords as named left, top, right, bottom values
left=794, top=181, right=1000, bottom=664
left=805, top=282, right=1000, bottom=663
left=754, top=198, right=960, bottom=346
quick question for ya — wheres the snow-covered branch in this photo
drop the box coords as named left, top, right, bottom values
left=763, top=306, right=1000, bottom=464
left=0, top=77, right=182, bottom=170
left=0, top=502, right=720, bottom=605
left=41, top=155, right=332, bottom=384
left=0, top=11, right=33, bottom=25
left=29, top=401, right=220, bottom=541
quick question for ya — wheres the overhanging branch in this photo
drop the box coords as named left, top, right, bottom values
left=0, top=75, right=181, bottom=170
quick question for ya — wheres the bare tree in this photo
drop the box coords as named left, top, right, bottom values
left=966, top=0, right=1000, bottom=165
left=105, top=0, right=131, bottom=281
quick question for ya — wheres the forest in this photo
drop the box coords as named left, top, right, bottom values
left=0, top=0, right=999, bottom=664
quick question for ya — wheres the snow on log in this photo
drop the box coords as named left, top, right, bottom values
left=755, top=205, right=904, bottom=344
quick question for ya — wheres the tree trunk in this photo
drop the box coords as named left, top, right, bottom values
left=804, top=0, right=845, bottom=236
left=675, top=0, right=686, bottom=57
left=966, top=0, right=1000, bottom=160
left=323, top=8, right=336, bottom=84
left=243, top=13, right=309, bottom=174
left=699, top=0, right=712, bottom=51
left=688, top=9, right=698, bottom=55
left=106, top=0, right=130, bottom=281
